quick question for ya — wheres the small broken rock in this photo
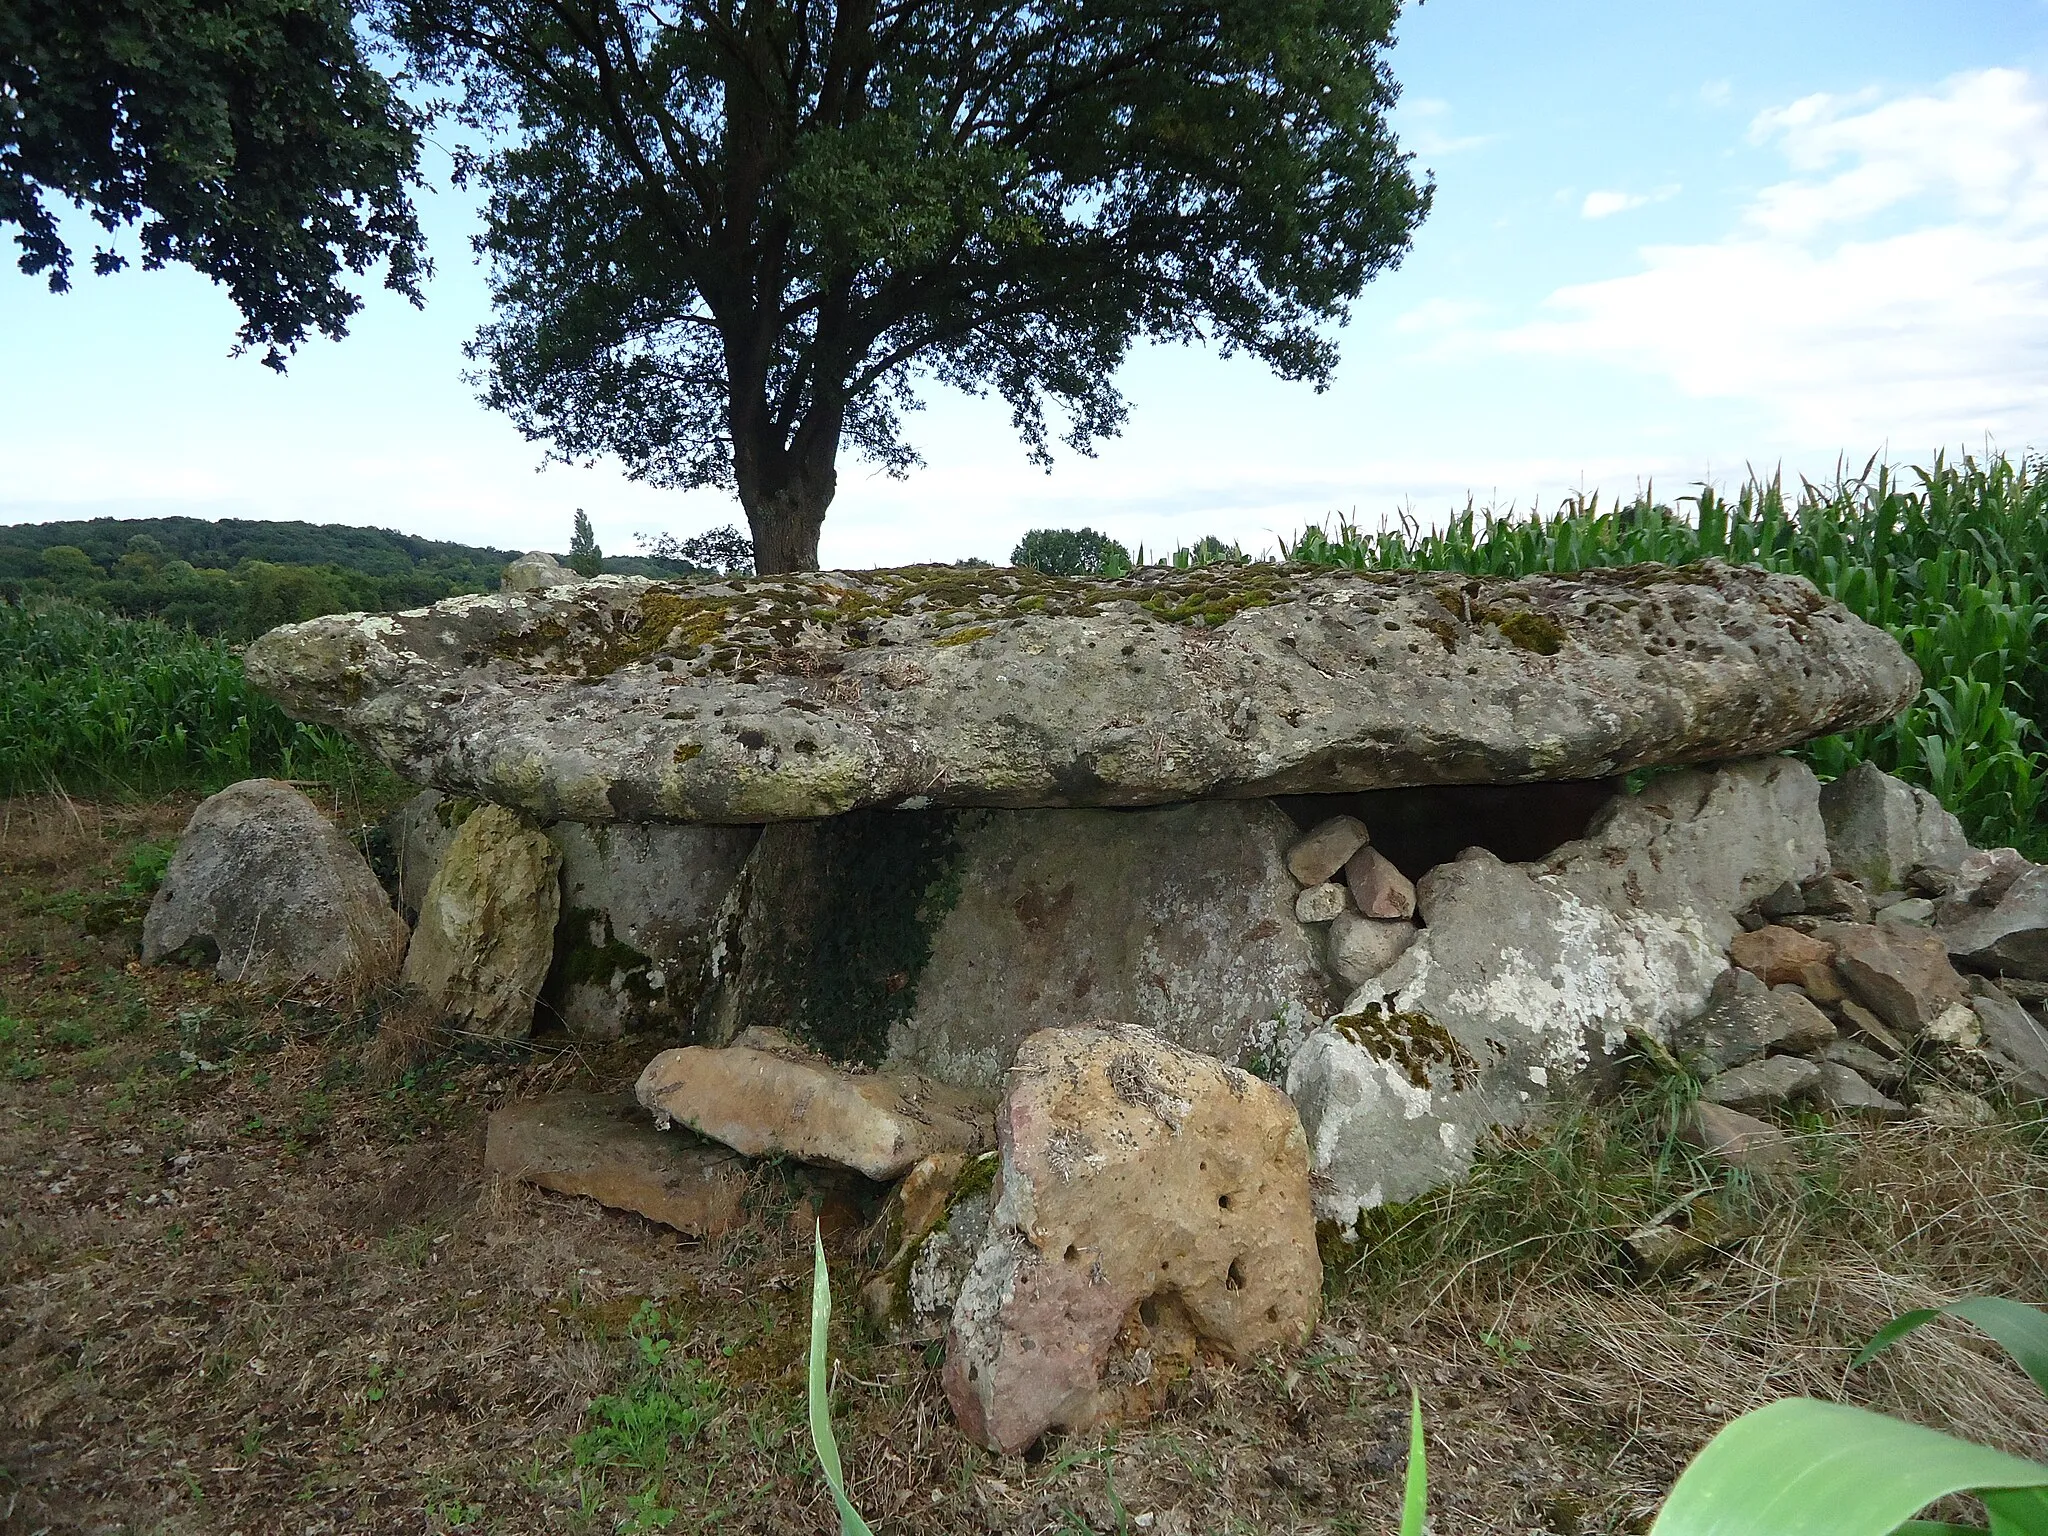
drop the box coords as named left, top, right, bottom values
left=1294, top=882, right=1354, bottom=924
left=1820, top=1038, right=1904, bottom=1088
left=1702, top=1055, right=1822, bottom=1111
left=1286, top=816, right=1371, bottom=888
left=1918, top=1001, right=1982, bottom=1052
left=1831, top=923, right=1967, bottom=1036
left=1729, top=925, right=1836, bottom=987
left=1342, top=845, right=1416, bottom=921
left=1811, top=1063, right=1906, bottom=1120
left=1768, top=987, right=1839, bottom=1054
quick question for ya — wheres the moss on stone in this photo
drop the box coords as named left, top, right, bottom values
left=725, top=810, right=967, bottom=1067
left=1495, top=609, right=1566, bottom=655
left=1332, top=1002, right=1478, bottom=1092
left=486, top=562, right=1304, bottom=682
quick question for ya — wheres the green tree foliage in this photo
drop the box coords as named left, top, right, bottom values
left=1, top=0, right=428, bottom=367
left=568, top=507, right=603, bottom=577
left=1011, top=527, right=1133, bottom=577
left=0, top=517, right=519, bottom=638
left=635, top=525, right=756, bottom=577
left=384, top=0, right=1432, bottom=571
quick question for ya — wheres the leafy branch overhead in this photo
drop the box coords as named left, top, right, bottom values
left=384, top=0, right=1432, bottom=568
left=0, top=0, right=429, bottom=367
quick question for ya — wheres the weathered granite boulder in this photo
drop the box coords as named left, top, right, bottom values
left=243, top=562, right=1917, bottom=824
left=1286, top=758, right=1827, bottom=1230
left=635, top=1031, right=995, bottom=1180
left=548, top=819, right=758, bottom=1040
left=694, top=799, right=1334, bottom=1090
left=402, top=804, right=561, bottom=1038
left=484, top=1091, right=746, bottom=1235
left=143, top=779, right=409, bottom=997
left=942, top=1024, right=1320, bottom=1456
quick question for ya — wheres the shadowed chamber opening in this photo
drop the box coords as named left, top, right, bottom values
left=1275, top=779, right=1616, bottom=872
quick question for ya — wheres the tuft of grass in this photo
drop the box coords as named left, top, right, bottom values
left=1286, top=451, right=2048, bottom=856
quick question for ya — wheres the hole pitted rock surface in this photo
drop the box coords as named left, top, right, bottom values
left=942, top=1024, right=1320, bottom=1457
left=242, top=562, right=1917, bottom=823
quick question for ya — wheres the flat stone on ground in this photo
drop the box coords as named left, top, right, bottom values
left=635, top=1042, right=994, bottom=1181
left=484, top=1091, right=745, bottom=1235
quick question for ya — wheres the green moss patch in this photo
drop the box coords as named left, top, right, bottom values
left=1332, top=1002, right=1478, bottom=1092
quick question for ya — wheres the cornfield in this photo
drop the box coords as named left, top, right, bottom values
left=1285, top=452, right=2048, bottom=858
left=0, top=601, right=358, bottom=797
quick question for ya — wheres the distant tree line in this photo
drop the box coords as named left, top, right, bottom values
left=0, top=517, right=519, bottom=639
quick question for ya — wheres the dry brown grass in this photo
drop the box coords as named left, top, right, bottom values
left=1, top=795, right=2044, bottom=1536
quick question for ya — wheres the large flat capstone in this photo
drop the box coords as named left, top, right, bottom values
left=243, top=562, right=1917, bottom=823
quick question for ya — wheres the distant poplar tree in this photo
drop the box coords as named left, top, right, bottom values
left=568, top=508, right=603, bottom=576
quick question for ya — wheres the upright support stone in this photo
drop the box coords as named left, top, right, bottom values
left=403, top=804, right=561, bottom=1038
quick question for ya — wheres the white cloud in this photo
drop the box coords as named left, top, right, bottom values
left=1581, top=185, right=1679, bottom=219
left=1394, top=96, right=1496, bottom=157
left=1499, top=69, right=2048, bottom=448
left=1699, top=79, right=1733, bottom=108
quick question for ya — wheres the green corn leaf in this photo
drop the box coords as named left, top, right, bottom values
left=808, top=1224, right=876, bottom=1536
left=1989, top=1487, right=2048, bottom=1536
left=1648, top=1398, right=2048, bottom=1536
left=1855, top=1298, right=2048, bottom=1401
left=1400, top=1388, right=1427, bottom=1536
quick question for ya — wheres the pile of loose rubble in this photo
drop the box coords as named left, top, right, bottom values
left=129, top=557, right=2048, bottom=1456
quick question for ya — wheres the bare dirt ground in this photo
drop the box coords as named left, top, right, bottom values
left=3, top=792, right=2046, bottom=1536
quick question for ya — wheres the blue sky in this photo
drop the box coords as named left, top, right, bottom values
left=4, top=0, right=2045, bottom=566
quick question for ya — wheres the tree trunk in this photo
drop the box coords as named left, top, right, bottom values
left=732, top=408, right=841, bottom=574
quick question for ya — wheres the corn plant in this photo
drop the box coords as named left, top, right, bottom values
left=1649, top=1298, right=2048, bottom=1535
left=1285, top=451, right=2048, bottom=857
left=809, top=1225, right=876, bottom=1536
left=0, top=599, right=363, bottom=796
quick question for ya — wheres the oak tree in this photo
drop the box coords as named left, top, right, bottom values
left=389, top=0, right=1431, bottom=571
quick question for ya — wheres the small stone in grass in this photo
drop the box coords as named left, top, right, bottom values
left=1702, top=1054, right=1822, bottom=1111
left=1678, top=1102, right=1794, bottom=1171
left=1812, top=1062, right=1906, bottom=1120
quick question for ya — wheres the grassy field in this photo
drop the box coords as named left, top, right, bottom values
left=0, top=602, right=385, bottom=801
